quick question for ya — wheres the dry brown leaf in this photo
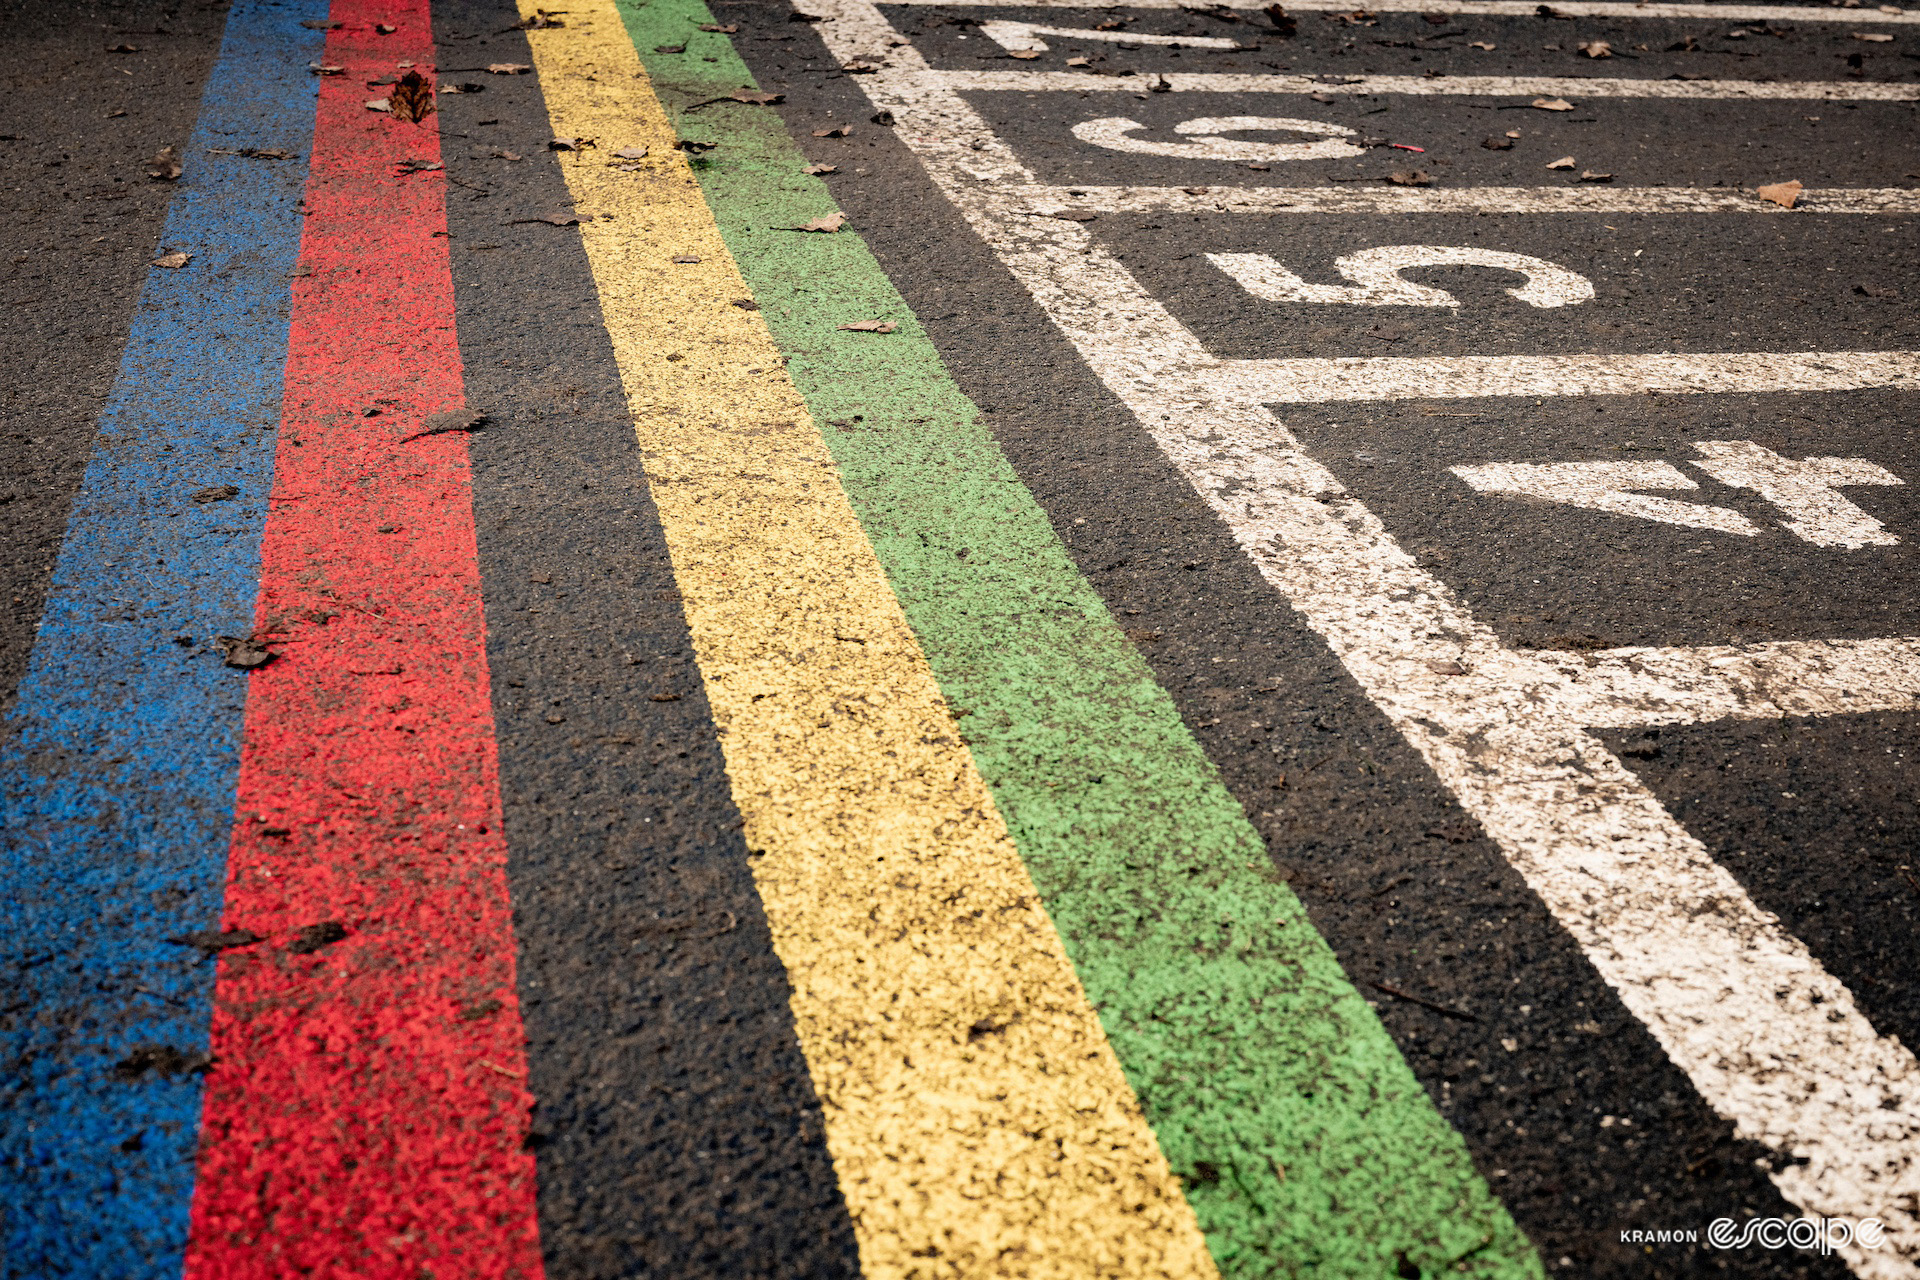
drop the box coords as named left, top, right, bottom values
left=108, top=42, right=140, bottom=53
left=404, top=408, right=488, bottom=441
left=309, top=63, right=344, bottom=76
left=152, top=251, right=190, bottom=269
left=838, top=320, right=898, bottom=333
left=700, top=22, right=741, bottom=32
left=654, top=43, right=686, bottom=53
left=1578, top=39, right=1612, bottom=56
left=813, top=124, right=852, bottom=138
left=1578, top=169, right=1614, bottom=182
left=1506, top=129, right=1522, bottom=138
left=1481, top=134, right=1514, bottom=150
left=1756, top=178, right=1803, bottom=208
left=1531, top=96, right=1574, bottom=110
left=1470, top=40, right=1496, bottom=49
left=804, top=162, right=837, bottom=174
left=1851, top=30, right=1895, bottom=39
left=365, top=98, right=391, bottom=112
left=376, top=22, right=398, bottom=34
left=397, top=158, right=443, bottom=172
left=549, top=136, right=596, bottom=151
left=491, top=147, right=524, bottom=161
left=1008, top=49, right=1042, bottom=59
left=790, top=212, right=847, bottom=232
left=675, top=139, right=717, bottom=153
left=516, top=10, right=566, bottom=28
left=1265, top=4, right=1297, bottom=35
left=487, top=62, right=532, bottom=74
left=147, top=146, right=182, bottom=181
left=388, top=70, right=435, bottom=124
left=730, top=88, right=784, bottom=104
left=672, top=254, right=702, bottom=263
left=1545, top=155, right=1576, bottom=169
left=613, top=146, right=649, bottom=159
left=1856, top=282, right=1899, bottom=298
left=216, top=634, right=276, bottom=670
left=1386, top=169, right=1432, bottom=186
left=1066, top=55, right=1093, bottom=66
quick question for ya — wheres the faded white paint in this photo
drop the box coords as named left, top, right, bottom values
left=946, top=69, right=1920, bottom=102
left=1526, top=636, right=1920, bottom=729
left=805, top=1, right=1920, bottom=1272
left=1691, top=440, right=1905, bottom=549
left=1010, top=184, right=1920, bottom=216
left=878, top=0, right=1920, bottom=25
left=978, top=20, right=1241, bottom=52
left=1210, top=245, right=1594, bottom=308
left=1209, top=350, right=1920, bottom=403
left=1451, top=459, right=1761, bottom=535
left=1073, top=115, right=1365, bottom=162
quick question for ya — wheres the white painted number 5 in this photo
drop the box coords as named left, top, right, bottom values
left=1072, top=116, right=1366, bottom=162
left=1210, top=246, right=1596, bottom=309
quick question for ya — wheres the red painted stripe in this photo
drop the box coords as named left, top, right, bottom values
left=182, top=2, right=544, bottom=1275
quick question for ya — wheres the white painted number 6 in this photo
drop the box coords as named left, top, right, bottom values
left=1209, top=245, right=1595, bottom=309
left=1072, top=115, right=1366, bottom=163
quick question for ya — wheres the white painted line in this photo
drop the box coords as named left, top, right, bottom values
left=1530, top=636, right=1920, bottom=729
left=810, top=3, right=1920, bottom=1271
left=871, top=0, right=1920, bottom=25
left=1206, top=350, right=1920, bottom=403
left=1010, top=183, right=1920, bottom=215
left=942, top=69, right=1920, bottom=100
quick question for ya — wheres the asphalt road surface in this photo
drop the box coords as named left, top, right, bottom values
left=3, top=0, right=1918, bottom=1277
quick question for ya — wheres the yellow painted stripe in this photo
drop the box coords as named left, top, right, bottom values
left=518, top=5, right=1221, bottom=1276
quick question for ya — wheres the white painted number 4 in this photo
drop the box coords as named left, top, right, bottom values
left=1452, top=440, right=1905, bottom=548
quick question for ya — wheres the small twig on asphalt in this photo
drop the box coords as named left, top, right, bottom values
left=1371, top=981, right=1479, bottom=1022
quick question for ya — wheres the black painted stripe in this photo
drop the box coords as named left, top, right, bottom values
left=433, top=5, right=861, bottom=1274
left=0, top=2, right=229, bottom=713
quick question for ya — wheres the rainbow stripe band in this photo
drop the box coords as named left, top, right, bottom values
left=1, top=0, right=1547, bottom=1273
left=0, top=5, right=325, bottom=1273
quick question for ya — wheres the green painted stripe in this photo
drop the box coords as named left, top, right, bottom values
left=608, top=3, right=1543, bottom=1275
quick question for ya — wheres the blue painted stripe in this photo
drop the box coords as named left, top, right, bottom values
left=0, top=4, right=327, bottom=1274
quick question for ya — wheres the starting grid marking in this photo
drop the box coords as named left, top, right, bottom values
left=803, top=0, right=1920, bottom=1274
